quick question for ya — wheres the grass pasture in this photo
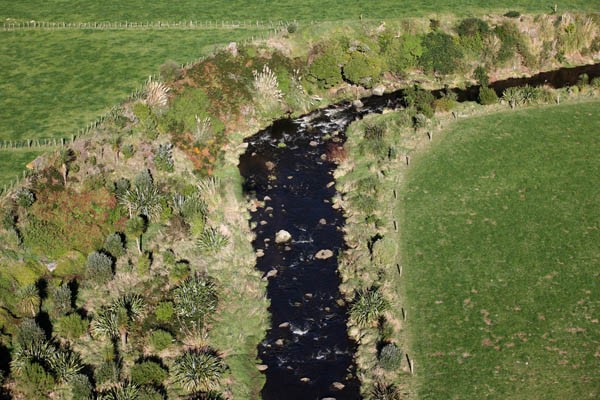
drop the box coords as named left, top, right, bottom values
left=0, top=148, right=46, bottom=187
left=0, top=28, right=264, bottom=142
left=401, top=102, right=600, bottom=398
left=0, top=0, right=597, bottom=23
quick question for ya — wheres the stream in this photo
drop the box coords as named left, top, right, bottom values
left=237, top=62, right=600, bottom=400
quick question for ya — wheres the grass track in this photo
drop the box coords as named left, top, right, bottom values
left=0, top=0, right=598, bottom=22
left=401, top=101, right=600, bottom=399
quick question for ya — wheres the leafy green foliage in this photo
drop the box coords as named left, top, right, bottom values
left=419, top=32, right=463, bottom=75
left=478, top=86, right=499, bottom=105
left=171, top=348, right=226, bottom=392
left=55, top=313, right=89, bottom=341
left=159, top=59, right=183, bottom=82
left=494, top=22, right=536, bottom=67
left=380, top=34, right=422, bottom=74
left=473, top=65, right=490, bottom=87
left=343, top=51, right=383, bottom=88
left=456, top=18, right=489, bottom=37
left=350, top=288, right=389, bottom=327
left=130, top=360, right=168, bottom=386
left=154, top=301, right=174, bottom=322
left=403, top=85, right=435, bottom=117
left=307, top=41, right=347, bottom=88
left=49, top=284, right=73, bottom=317
left=149, top=330, right=173, bottom=351
left=14, top=361, right=55, bottom=398
left=69, top=373, right=93, bottom=400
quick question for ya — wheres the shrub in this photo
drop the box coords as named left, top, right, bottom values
left=286, top=22, right=298, bottom=34
left=55, top=314, right=88, bottom=340
left=420, top=32, right=463, bottom=75
left=15, top=188, right=35, bottom=208
left=104, top=233, right=125, bottom=258
left=591, top=77, right=600, bottom=88
left=380, top=33, right=423, bottom=74
left=15, top=318, right=46, bottom=348
left=159, top=87, right=220, bottom=136
left=69, top=373, right=93, bottom=400
left=154, top=143, right=174, bottom=172
left=473, top=65, right=489, bottom=86
left=86, top=251, right=113, bottom=284
left=121, top=144, right=135, bottom=159
left=130, top=361, right=168, bottom=386
left=577, top=73, right=589, bottom=89
left=15, top=361, right=55, bottom=398
left=403, top=85, right=435, bottom=117
left=456, top=18, right=489, bottom=37
left=504, top=11, right=521, bottom=18
left=137, top=252, right=152, bottom=274
left=49, top=284, right=72, bottom=316
left=95, top=361, right=120, bottom=385
left=478, top=86, right=499, bottom=105
left=494, top=22, right=535, bottom=67
left=350, top=288, right=389, bottom=327
left=379, top=343, right=403, bottom=370
left=159, top=60, right=183, bottom=82
left=502, top=86, right=524, bottom=109
left=139, top=386, right=165, bottom=400
left=343, top=51, right=383, bottom=88
left=155, top=301, right=174, bottom=322
left=162, top=249, right=176, bottom=266
left=308, top=43, right=346, bottom=88
left=149, top=330, right=173, bottom=351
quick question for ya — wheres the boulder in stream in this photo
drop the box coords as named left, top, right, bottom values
left=275, top=229, right=292, bottom=244
left=315, top=249, right=334, bottom=259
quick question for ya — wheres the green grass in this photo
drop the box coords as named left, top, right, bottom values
left=0, top=28, right=264, bottom=142
left=0, top=0, right=597, bottom=22
left=401, top=102, right=600, bottom=399
left=0, top=148, right=46, bottom=187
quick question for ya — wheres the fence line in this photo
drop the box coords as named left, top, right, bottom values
left=1, top=19, right=296, bottom=32
left=0, top=26, right=288, bottom=197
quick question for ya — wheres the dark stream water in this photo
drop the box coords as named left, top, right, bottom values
left=237, top=63, right=600, bottom=400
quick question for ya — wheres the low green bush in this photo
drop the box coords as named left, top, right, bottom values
left=504, top=10, right=521, bottom=18
left=149, top=330, right=173, bottom=351
left=159, top=60, right=183, bottom=82
left=155, top=301, right=174, bottom=322
left=379, top=33, right=423, bottom=74
left=307, top=41, right=347, bottom=88
left=104, top=233, right=125, bottom=259
left=343, top=51, right=383, bottom=88
left=419, top=32, right=463, bottom=75
left=15, top=361, right=55, bottom=398
left=350, top=288, right=389, bottom=327
left=69, top=373, right=93, bottom=400
left=55, top=313, right=88, bottom=340
left=154, top=143, right=174, bottom=172
left=456, top=18, right=489, bottom=37
left=130, top=360, right=168, bottom=386
left=478, top=86, right=499, bottom=105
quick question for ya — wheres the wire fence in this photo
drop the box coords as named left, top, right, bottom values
left=0, top=25, right=289, bottom=196
left=1, top=19, right=297, bottom=31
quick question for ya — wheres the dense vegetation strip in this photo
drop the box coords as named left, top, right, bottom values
left=402, top=102, right=600, bottom=399
left=1, top=0, right=598, bottom=22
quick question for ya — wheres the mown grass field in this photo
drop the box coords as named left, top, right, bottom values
left=401, top=101, right=600, bottom=399
left=0, top=0, right=597, bottom=22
